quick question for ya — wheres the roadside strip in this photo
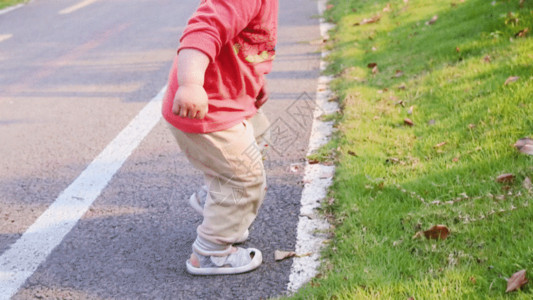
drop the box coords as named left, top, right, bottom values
left=59, top=0, right=99, bottom=15
left=0, top=86, right=166, bottom=300
left=287, top=0, right=338, bottom=293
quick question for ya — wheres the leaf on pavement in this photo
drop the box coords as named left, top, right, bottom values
left=514, top=138, right=533, bottom=155
left=506, top=269, right=528, bottom=292
left=274, top=250, right=311, bottom=261
left=496, top=173, right=514, bottom=183
left=504, top=76, right=519, bottom=85
left=423, top=225, right=450, bottom=240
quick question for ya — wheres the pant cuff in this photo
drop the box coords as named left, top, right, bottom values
left=192, top=235, right=232, bottom=256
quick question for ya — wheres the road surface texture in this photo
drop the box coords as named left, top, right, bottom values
left=0, top=0, right=322, bottom=298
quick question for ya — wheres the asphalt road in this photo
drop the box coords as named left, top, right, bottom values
left=0, top=0, right=322, bottom=298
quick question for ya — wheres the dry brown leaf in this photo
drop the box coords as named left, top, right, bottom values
left=367, top=62, right=377, bottom=68
left=426, top=15, right=438, bottom=25
left=514, top=138, right=533, bottom=155
left=496, top=173, right=514, bottom=183
left=434, top=142, right=447, bottom=148
left=456, top=47, right=461, bottom=53
left=275, top=250, right=296, bottom=261
left=308, top=158, right=319, bottom=164
left=423, top=225, right=450, bottom=240
left=483, top=55, right=491, bottom=63
left=506, top=269, right=528, bottom=292
left=504, top=76, right=519, bottom=85
left=355, top=14, right=381, bottom=26
left=515, top=27, right=529, bottom=38
left=393, top=70, right=404, bottom=78
left=348, top=150, right=358, bottom=157
left=404, top=118, right=414, bottom=126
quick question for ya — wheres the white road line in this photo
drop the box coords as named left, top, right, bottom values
left=0, top=86, right=167, bottom=300
left=0, top=3, right=24, bottom=15
left=287, top=0, right=338, bottom=293
left=59, top=0, right=99, bottom=15
left=0, top=34, right=13, bottom=43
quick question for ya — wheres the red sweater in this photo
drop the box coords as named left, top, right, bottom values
left=162, top=0, right=278, bottom=133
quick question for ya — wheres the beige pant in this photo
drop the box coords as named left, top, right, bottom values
left=168, top=110, right=270, bottom=255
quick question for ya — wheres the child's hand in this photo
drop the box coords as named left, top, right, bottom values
left=172, top=84, right=208, bottom=119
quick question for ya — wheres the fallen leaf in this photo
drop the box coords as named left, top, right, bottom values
left=506, top=269, right=528, bottom=292
left=397, top=83, right=406, bottom=90
left=290, top=163, right=303, bottom=173
left=347, top=150, right=358, bottom=157
left=514, top=138, right=533, bottom=155
left=426, top=15, right=438, bottom=25
left=470, top=276, right=477, bottom=284
left=383, top=3, right=391, bottom=12
left=395, top=100, right=405, bottom=106
left=523, top=177, right=532, bottom=191
left=308, top=158, right=319, bottom=164
left=372, top=65, right=379, bottom=74
left=434, top=142, right=447, bottom=148
left=504, top=76, right=519, bottom=85
left=515, top=27, right=529, bottom=38
left=452, top=157, right=460, bottom=162
left=404, top=118, right=414, bottom=126
left=496, top=173, right=514, bottom=183
left=275, top=250, right=296, bottom=261
left=326, top=4, right=334, bottom=10
left=456, top=47, right=460, bottom=52
left=423, top=225, right=450, bottom=240
left=355, top=14, right=381, bottom=26
left=393, top=70, right=404, bottom=78
left=483, top=55, right=491, bottom=63
left=367, top=62, right=377, bottom=68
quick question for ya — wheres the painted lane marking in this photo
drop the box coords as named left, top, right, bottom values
left=0, top=86, right=167, bottom=300
left=59, top=0, right=99, bottom=15
left=0, top=34, right=13, bottom=43
left=0, top=3, right=24, bottom=15
left=287, top=0, right=338, bottom=293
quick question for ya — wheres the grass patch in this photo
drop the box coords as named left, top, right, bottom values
left=0, top=0, right=26, bottom=10
left=291, top=0, right=533, bottom=298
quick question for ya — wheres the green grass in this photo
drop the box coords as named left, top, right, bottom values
left=0, top=0, right=26, bottom=10
left=291, top=0, right=533, bottom=299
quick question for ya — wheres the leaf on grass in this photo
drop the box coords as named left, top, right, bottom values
left=372, top=65, right=379, bottom=74
left=434, top=142, right=447, bottom=148
left=355, top=14, right=381, bottom=26
left=367, top=62, right=377, bottom=68
left=504, top=76, right=519, bottom=85
left=397, top=83, right=406, bottom=90
left=506, top=269, right=528, bottom=292
left=274, top=250, right=311, bottom=261
left=452, top=157, right=460, bottom=162
left=383, top=3, right=391, bottom=12
left=393, top=70, right=404, bottom=78
left=514, top=138, right=533, bottom=155
left=515, top=27, right=529, bottom=38
left=426, top=15, right=438, bottom=25
left=423, top=225, right=450, bottom=240
left=404, top=118, right=414, bottom=126
left=496, top=173, right=514, bottom=183
left=456, top=47, right=460, bottom=53
left=483, top=55, right=491, bottom=63
left=326, top=4, right=334, bottom=10
left=308, top=158, right=319, bottom=164
left=348, top=150, right=358, bottom=157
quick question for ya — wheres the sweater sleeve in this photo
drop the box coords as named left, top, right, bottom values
left=178, top=0, right=262, bottom=62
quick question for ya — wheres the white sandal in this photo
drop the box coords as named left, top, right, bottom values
left=186, top=247, right=262, bottom=275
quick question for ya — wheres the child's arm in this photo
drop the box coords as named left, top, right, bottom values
left=172, top=49, right=210, bottom=119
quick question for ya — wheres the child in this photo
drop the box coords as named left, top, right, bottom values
left=161, top=0, right=278, bottom=275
